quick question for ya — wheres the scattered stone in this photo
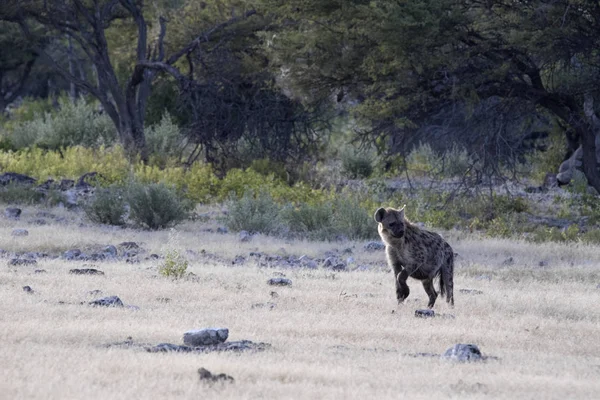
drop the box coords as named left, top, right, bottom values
left=88, top=289, right=103, bottom=296
left=442, top=344, right=483, bottom=362
left=239, top=230, right=251, bottom=242
left=5, top=207, right=22, bottom=219
left=216, top=226, right=228, bottom=234
left=63, top=249, right=82, bottom=260
left=538, top=260, right=548, bottom=267
left=31, top=219, right=47, bottom=225
left=35, top=211, right=56, bottom=219
left=474, top=274, right=492, bottom=281
left=34, top=269, right=47, bottom=274
left=103, top=245, right=118, bottom=257
left=232, top=255, right=246, bottom=265
left=0, top=172, right=36, bottom=186
left=69, top=268, right=105, bottom=275
left=270, top=291, right=279, bottom=298
left=251, top=302, right=276, bottom=310
left=11, top=229, right=29, bottom=237
left=198, top=368, right=234, bottom=384
left=89, top=295, right=124, bottom=307
left=156, top=297, right=171, bottom=303
left=459, top=289, right=484, bottom=295
left=501, top=257, right=514, bottom=266
left=119, top=242, right=139, bottom=249
left=183, top=328, right=229, bottom=346
left=415, top=309, right=435, bottom=318
left=22, top=285, right=34, bottom=294
left=267, top=277, right=292, bottom=286
left=405, top=352, right=440, bottom=358
left=364, top=241, right=385, bottom=252
left=8, top=258, right=37, bottom=266
left=148, top=254, right=160, bottom=260
left=146, top=340, right=269, bottom=354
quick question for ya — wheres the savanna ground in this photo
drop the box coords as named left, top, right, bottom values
left=1, top=206, right=600, bottom=400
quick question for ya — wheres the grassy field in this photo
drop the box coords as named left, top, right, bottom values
left=1, top=206, right=600, bottom=399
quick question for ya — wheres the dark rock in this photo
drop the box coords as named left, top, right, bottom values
left=216, top=226, right=228, bottom=234
left=31, top=219, right=47, bottom=225
left=146, top=340, right=270, bottom=354
left=119, top=241, right=139, bottom=249
left=76, top=172, right=100, bottom=188
left=538, top=260, right=548, bottom=267
left=198, top=368, right=234, bottom=384
left=88, top=289, right=103, bottom=296
left=442, top=344, right=483, bottom=362
left=89, top=295, right=123, bottom=307
left=89, top=253, right=107, bottom=261
left=364, top=241, right=385, bottom=252
left=22, top=285, right=34, bottom=293
left=501, top=257, right=514, bottom=266
left=5, top=207, right=22, bottom=219
left=148, top=254, right=160, bottom=260
left=270, top=291, right=279, bottom=298
left=232, top=255, right=246, bottom=265
left=415, top=309, right=435, bottom=318
left=251, top=302, right=276, bottom=310
left=0, top=172, right=36, bottom=186
left=239, top=230, right=251, bottom=242
left=459, top=289, right=484, bottom=295
left=267, top=277, right=292, bottom=286
left=11, top=229, right=29, bottom=237
left=156, top=297, right=171, bottom=303
left=59, top=179, right=75, bottom=190
left=69, top=268, right=105, bottom=276
left=63, top=249, right=82, bottom=260
left=9, top=258, right=37, bottom=266
left=103, top=245, right=118, bottom=257
left=183, top=328, right=229, bottom=346
left=34, top=269, right=47, bottom=274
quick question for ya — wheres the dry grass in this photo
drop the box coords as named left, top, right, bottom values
left=1, top=206, right=600, bottom=399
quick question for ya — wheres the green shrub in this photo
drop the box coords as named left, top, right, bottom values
left=9, top=98, right=116, bottom=149
left=159, top=248, right=189, bottom=279
left=223, top=190, right=281, bottom=234
left=406, top=142, right=472, bottom=178
left=127, top=182, right=192, bottom=229
left=0, top=183, right=45, bottom=204
left=146, top=113, right=184, bottom=167
left=84, top=185, right=127, bottom=226
left=341, top=151, right=374, bottom=179
left=332, top=195, right=378, bottom=239
left=280, top=201, right=335, bottom=240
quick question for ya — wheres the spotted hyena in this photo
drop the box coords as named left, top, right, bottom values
left=374, top=206, right=454, bottom=308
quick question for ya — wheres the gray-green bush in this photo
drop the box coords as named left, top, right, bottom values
left=84, top=185, right=127, bottom=226
left=127, top=182, right=191, bottom=229
left=223, top=190, right=281, bottom=234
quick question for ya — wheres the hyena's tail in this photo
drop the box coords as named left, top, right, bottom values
left=440, top=250, right=454, bottom=307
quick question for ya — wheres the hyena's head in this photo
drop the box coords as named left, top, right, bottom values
left=374, top=206, right=406, bottom=239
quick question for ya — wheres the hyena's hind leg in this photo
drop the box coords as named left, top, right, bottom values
left=422, top=279, right=438, bottom=309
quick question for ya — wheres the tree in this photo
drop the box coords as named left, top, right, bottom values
left=1, top=0, right=257, bottom=159
left=265, top=0, right=600, bottom=191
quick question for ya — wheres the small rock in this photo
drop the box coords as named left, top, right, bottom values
left=346, top=256, right=355, bottom=264
left=69, top=268, right=105, bottom=275
left=11, top=229, right=29, bottom=237
left=156, top=297, right=171, bottom=303
left=88, top=289, right=103, bottom=296
left=270, top=291, right=279, bottom=298
left=538, top=260, right=548, bottom=267
left=415, top=309, right=435, bottom=318
left=459, top=289, right=484, bottom=295
left=89, top=295, right=124, bottom=307
left=63, top=249, right=82, bottom=260
left=103, top=245, right=118, bottom=257
left=198, top=368, right=234, bottom=384
left=5, top=207, right=22, bottom=219
left=22, top=285, right=34, bottom=294
left=474, top=274, right=492, bottom=281
left=364, top=241, right=385, bottom=252
left=34, top=269, right=47, bottom=274
left=267, top=277, right=292, bottom=286
left=442, top=344, right=483, bottom=362
left=183, top=328, right=229, bottom=346
left=36, top=211, right=56, bottom=219
left=31, top=219, right=47, bottom=225
left=216, top=226, right=228, bottom=234
left=251, top=302, right=276, bottom=310
left=232, top=255, right=246, bottom=265
left=0, top=172, right=36, bottom=186
left=502, top=257, right=514, bottom=266
left=239, top=230, right=251, bottom=242
left=8, top=258, right=37, bottom=266
left=119, top=242, right=139, bottom=249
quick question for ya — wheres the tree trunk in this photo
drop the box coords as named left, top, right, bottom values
left=580, top=94, right=600, bottom=193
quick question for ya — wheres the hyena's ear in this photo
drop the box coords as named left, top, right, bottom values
left=397, top=205, right=406, bottom=220
left=374, top=208, right=386, bottom=223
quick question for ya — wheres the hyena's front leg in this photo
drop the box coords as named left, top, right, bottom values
left=395, top=269, right=410, bottom=304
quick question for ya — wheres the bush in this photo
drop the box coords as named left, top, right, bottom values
left=341, top=151, right=374, bottom=179
left=159, top=248, right=189, bottom=279
left=9, top=98, right=116, bottom=149
left=280, top=202, right=335, bottom=240
left=406, top=142, right=472, bottom=178
left=332, top=195, right=378, bottom=239
left=145, top=113, right=184, bottom=167
left=0, top=183, right=45, bottom=204
left=127, top=182, right=192, bottom=229
left=223, top=190, right=281, bottom=234
left=84, top=185, right=127, bottom=226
